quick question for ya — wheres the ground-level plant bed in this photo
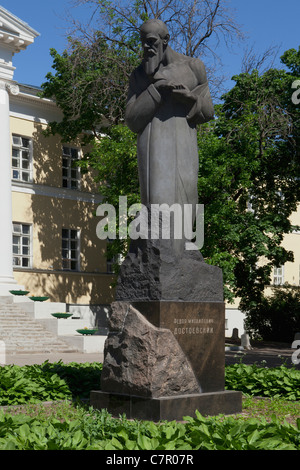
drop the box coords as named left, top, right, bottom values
left=225, top=362, right=300, bottom=401
left=1, top=395, right=299, bottom=427
left=0, top=361, right=299, bottom=450
left=0, top=361, right=102, bottom=405
left=1, top=360, right=299, bottom=405
left=0, top=400, right=299, bottom=450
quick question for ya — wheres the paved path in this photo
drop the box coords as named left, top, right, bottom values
left=2, top=345, right=299, bottom=369
left=2, top=352, right=104, bottom=366
left=225, top=345, right=300, bottom=369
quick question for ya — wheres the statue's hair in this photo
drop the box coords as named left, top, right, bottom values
left=139, top=19, right=169, bottom=39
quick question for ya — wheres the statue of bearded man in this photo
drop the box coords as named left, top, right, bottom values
left=125, top=18, right=214, bottom=238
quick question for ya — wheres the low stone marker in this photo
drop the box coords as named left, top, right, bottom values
left=231, top=328, right=239, bottom=341
left=241, top=333, right=252, bottom=350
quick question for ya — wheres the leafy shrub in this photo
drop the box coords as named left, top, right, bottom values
left=244, top=286, right=300, bottom=342
left=0, top=409, right=299, bottom=450
left=1, top=361, right=299, bottom=407
left=39, top=360, right=102, bottom=399
left=0, top=361, right=102, bottom=406
left=225, top=363, right=300, bottom=401
left=0, top=364, right=72, bottom=406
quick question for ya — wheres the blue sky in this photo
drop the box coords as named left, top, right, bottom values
left=1, top=0, right=299, bottom=91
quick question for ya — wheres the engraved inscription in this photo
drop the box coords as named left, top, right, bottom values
left=174, top=318, right=214, bottom=335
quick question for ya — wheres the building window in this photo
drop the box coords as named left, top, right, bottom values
left=12, top=135, right=32, bottom=182
left=107, top=255, right=121, bottom=274
left=273, top=265, right=284, bottom=285
left=62, top=146, right=80, bottom=189
left=12, top=223, right=32, bottom=268
left=62, top=229, right=80, bottom=271
left=106, top=239, right=123, bottom=274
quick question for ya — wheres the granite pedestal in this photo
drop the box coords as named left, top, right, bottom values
left=132, top=301, right=225, bottom=393
left=90, top=389, right=242, bottom=422
left=90, top=300, right=242, bottom=420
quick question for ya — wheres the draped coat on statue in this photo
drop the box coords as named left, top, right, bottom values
left=125, top=46, right=214, bottom=216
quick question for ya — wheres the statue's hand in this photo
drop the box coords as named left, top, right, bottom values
left=172, top=85, right=197, bottom=105
left=153, top=79, right=177, bottom=93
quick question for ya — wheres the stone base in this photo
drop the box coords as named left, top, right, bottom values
left=101, top=302, right=202, bottom=397
left=90, top=390, right=243, bottom=421
left=116, top=237, right=224, bottom=302
left=132, top=301, right=226, bottom=393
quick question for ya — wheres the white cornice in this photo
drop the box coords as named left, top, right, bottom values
left=12, top=181, right=103, bottom=204
left=0, top=7, right=39, bottom=52
left=6, top=81, right=19, bottom=95
left=7, top=80, right=62, bottom=123
left=9, top=81, right=57, bottom=108
left=0, top=7, right=39, bottom=80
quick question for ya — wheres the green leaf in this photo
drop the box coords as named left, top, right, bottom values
left=247, top=429, right=261, bottom=446
left=164, top=425, right=176, bottom=440
left=137, top=433, right=153, bottom=450
left=198, top=423, right=211, bottom=438
left=19, top=423, right=30, bottom=441
left=71, top=430, right=85, bottom=447
left=110, top=437, right=124, bottom=450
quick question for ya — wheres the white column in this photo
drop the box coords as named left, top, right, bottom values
left=0, top=80, right=21, bottom=295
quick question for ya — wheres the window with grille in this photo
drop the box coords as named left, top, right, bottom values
left=12, top=223, right=32, bottom=268
left=12, top=135, right=32, bottom=182
left=62, top=146, right=80, bottom=189
left=273, top=265, right=284, bottom=285
left=62, top=229, right=80, bottom=271
left=106, top=239, right=123, bottom=274
left=107, top=256, right=118, bottom=274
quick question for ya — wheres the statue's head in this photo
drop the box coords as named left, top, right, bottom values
left=140, top=19, right=170, bottom=75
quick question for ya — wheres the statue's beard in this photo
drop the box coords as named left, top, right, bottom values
left=143, top=51, right=162, bottom=76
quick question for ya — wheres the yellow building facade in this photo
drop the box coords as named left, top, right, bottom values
left=10, top=85, right=115, bottom=305
left=0, top=6, right=114, bottom=308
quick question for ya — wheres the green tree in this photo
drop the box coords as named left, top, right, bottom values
left=243, top=285, right=300, bottom=342
left=41, top=35, right=140, bottom=143
left=41, top=0, right=245, bottom=135
left=198, top=48, right=300, bottom=306
left=78, top=125, right=140, bottom=266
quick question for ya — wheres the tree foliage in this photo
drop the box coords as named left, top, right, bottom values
left=243, top=286, right=300, bottom=342
left=198, top=48, right=300, bottom=305
left=41, top=0, right=245, bottom=138
left=77, top=125, right=140, bottom=264
left=41, top=36, right=140, bottom=142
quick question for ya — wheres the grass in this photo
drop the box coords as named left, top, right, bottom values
left=239, top=396, right=300, bottom=427
left=2, top=395, right=300, bottom=428
left=1, top=400, right=80, bottom=422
